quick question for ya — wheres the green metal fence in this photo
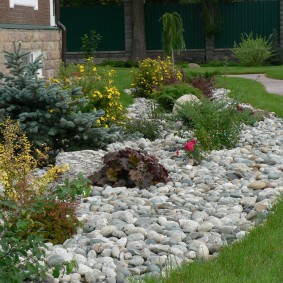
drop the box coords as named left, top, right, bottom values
left=215, top=0, right=280, bottom=48
left=60, top=6, right=125, bottom=52
left=60, top=0, right=279, bottom=53
left=145, top=3, right=205, bottom=50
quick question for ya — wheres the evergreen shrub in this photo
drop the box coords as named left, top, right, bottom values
left=0, top=43, right=120, bottom=151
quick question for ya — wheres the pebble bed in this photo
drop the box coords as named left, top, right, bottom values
left=47, top=90, right=283, bottom=283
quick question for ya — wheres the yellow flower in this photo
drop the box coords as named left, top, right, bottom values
left=79, top=65, right=85, bottom=73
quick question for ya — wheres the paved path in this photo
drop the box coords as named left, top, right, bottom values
left=226, top=74, right=283, bottom=96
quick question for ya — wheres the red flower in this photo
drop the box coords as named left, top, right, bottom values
left=184, top=139, right=197, bottom=152
left=176, top=149, right=179, bottom=156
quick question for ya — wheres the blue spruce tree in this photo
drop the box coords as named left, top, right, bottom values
left=0, top=43, right=120, bottom=151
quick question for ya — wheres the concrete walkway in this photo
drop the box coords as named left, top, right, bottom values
left=226, top=74, right=283, bottom=96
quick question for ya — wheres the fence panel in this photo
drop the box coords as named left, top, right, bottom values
left=215, top=0, right=280, bottom=48
left=61, top=1, right=280, bottom=53
left=145, top=3, right=205, bottom=50
left=60, top=6, right=124, bottom=52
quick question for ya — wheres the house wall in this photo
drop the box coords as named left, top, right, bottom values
left=0, top=28, right=61, bottom=78
left=0, top=0, right=62, bottom=78
left=0, top=0, right=50, bottom=26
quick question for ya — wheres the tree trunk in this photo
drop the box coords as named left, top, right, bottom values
left=131, top=0, right=147, bottom=61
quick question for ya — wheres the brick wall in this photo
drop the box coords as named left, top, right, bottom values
left=0, top=0, right=50, bottom=26
left=0, top=28, right=62, bottom=78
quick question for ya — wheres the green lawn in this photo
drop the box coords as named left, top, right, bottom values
left=97, top=65, right=134, bottom=108
left=183, top=64, right=283, bottom=79
left=216, top=76, right=283, bottom=119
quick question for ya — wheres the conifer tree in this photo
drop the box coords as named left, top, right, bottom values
left=0, top=43, right=120, bottom=151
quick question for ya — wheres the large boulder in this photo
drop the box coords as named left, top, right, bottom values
left=172, top=94, right=200, bottom=115
left=189, top=63, right=201, bottom=68
left=56, top=150, right=105, bottom=178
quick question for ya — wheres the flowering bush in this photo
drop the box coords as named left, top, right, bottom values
left=132, top=57, right=184, bottom=97
left=183, top=139, right=205, bottom=163
left=52, top=58, right=125, bottom=128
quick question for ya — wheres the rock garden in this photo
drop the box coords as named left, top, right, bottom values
left=0, top=44, right=283, bottom=283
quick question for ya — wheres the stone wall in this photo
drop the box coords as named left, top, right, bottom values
left=0, top=28, right=62, bottom=78
left=66, top=49, right=236, bottom=65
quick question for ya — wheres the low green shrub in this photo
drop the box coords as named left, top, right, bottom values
left=232, top=32, right=272, bottom=66
left=0, top=43, right=121, bottom=151
left=132, top=57, right=183, bottom=97
left=29, top=199, right=80, bottom=245
left=177, top=98, right=254, bottom=151
left=154, top=83, right=202, bottom=111
left=88, top=147, right=169, bottom=188
left=0, top=198, right=48, bottom=282
left=99, top=60, right=139, bottom=68
left=0, top=119, right=90, bottom=281
left=123, top=117, right=162, bottom=141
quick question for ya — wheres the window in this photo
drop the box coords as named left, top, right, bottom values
left=22, top=50, right=43, bottom=77
left=9, top=0, right=38, bottom=10
left=50, top=0, right=55, bottom=26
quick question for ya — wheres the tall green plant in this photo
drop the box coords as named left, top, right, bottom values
left=232, top=32, right=272, bottom=66
left=81, top=29, right=102, bottom=58
left=160, top=12, right=186, bottom=65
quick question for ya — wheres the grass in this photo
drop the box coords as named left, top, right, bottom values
left=216, top=76, right=283, bottom=119
left=97, top=65, right=134, bottom=108
left=184, top=64, right=283, bottom=79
